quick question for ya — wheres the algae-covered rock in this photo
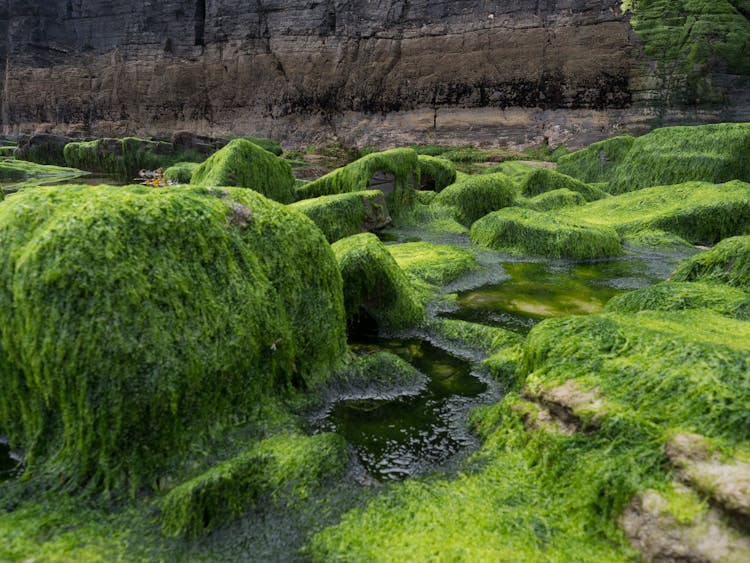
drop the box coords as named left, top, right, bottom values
left=520, top=168, right=606, bottom=201
left=558, top=124, right=750, bottom=193
left=0, top=185, right=346, bottom=491
left=470, top=207, right=622, bottom=259
left=386, top=242, right=478, bottom=286
left=295, top=149, right=420, bottom=211
left=163, top=161, right=199, bottom=184
left=190, top=138, right=296, bottom=204
left=63, top=137, right=176, bottom=179
left=161, top=433, right=347, bottom=537
left=14, top=134, right=72, bottom=166
left=433, top=173, right=517, bottom=225
left=418, top=155, right=456, bottom=191
left=521, top=188, right=587, bottom=211
left=288, top=190, right=391, bottom=243
left=332, top=233, right=424, bottom=331
left=605, top=282, right=750, bottom=320
left=242, top=136, right=283, bottom=156
left=673, top=236, right=750, bottom=290
left=0, top=159, right=84, bottom=182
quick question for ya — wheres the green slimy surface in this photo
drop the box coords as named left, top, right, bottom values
left=317, top=338, right=489, bottom=481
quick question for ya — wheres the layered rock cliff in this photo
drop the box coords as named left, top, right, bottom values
left=1, top=1, right=749, bottom=148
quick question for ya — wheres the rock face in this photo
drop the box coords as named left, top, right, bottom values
left=1, top=1, right=748, bottom=147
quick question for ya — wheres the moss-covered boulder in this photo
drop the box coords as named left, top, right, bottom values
left=14, top=134, right=71, bottom=166
left=433, top=173, right=517, bottom=226
left=470, top=208, right=622, bottom=259
left=164, top=161, right=199, bottom=184
left=418, top=155, right=457, bottom=191
left=242, top=136, right=283, bottom=156
left=0, top=185, right=346, bottom=492
left=557, top=124, right=750, bottom=194
left=520, top=168, right=606, bottom=201
left=386, top=242, right=478, bottom=286
left=0, top=159, right=84, bottom=183
left=672, top=236, right=750, bottom=290
left=288, top=190, right=391, bottom=243
left=63, top=137, right=179, bottom=179
left=190, top=139, right=296, bottom=204
left=332, top=233, right=424, bottom=331
left=161, top=433, right=347, bottom=537
left=562, top=181, right=750, bottom=246
left=522, top=188, right=587, bottom=211
left=295, top=149, right=420, bottom=211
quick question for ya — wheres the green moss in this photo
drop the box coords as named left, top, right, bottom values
left=288, top=190, right=390, bottom=243
left=520, top=188, right=587, bottom=211
left=433, top=173, right=517, bottom=226
left=470, top=208, right=622, bottom=259
left=0, top=146, right=16, bottom=157
left=241, top=136, right=283, bottom=156
left=0, top=185, right=346, bottom=493
left=520, top=168, right=607, bottom=201
left=161, top=433, right=347, bottom=537
left=391, top=202, right=467, bottom=235
left=0, top=159, right=84, bottom=182
left=332, top=233, right=425, bottom=331
left=562, top=180, right=750, bottom=245
left=557, top=124, right=750, bottom=193
left=622, top=229, right=696, bottom=252
left=296, top=149, right=420, bottom=216
left=190, top=139, right=296, bottom=204
left=482, top=344, right=525, bottom=384
left=426, top=319, right=522, bottom=358
left=482, top=161, right=537, bottom=184
left=672, top=235, right=750, bottom=290
left=415, top=190, right=437, bottom=205
left=605, top=281, right=750, bottom=320
left=63, top=138, right=196, bottom=180
left=163, top=162, right=199, bottom=184
left=417, top=156, right=456, bottom=191
left=386, top=242, right=478, bottom=286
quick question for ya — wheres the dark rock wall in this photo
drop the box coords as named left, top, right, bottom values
left=0, top=1, right=744, bottom=147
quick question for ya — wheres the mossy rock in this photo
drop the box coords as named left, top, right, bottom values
left=433, top=173, right=517, bottom=226
left=332, top=233, right=424, bottom=331
left=288, top=190, right=391, bottom=243
left=164, top=161, right=199, bottom=184
left=672, top=236, right=750, bottom=290
left=386, top=242, right=478, bottom=287
left=426, top=319, right=522, bottom=359
left=417, top=155, right=457, bottom=192
left=557, top=124, right=750, bottom=194
left=14, top=134, right=71, bottom=166
left=605, top=282, right=750, bottom=320
left=63, top=137, right=178, bottom=179
left=190, top=139, right=296, bottom=204
left=470, top=208, right=622, bottom=259
left=161, top=433, right=347, bottom=537
left=295, top=149, right=420, bottom=215
left=0, top=159, right=84, bottom=182
left=0, top=185, right=346, bottom=492
left=242, top=136, right=283, bottom=156
left=520, top=168, right=606, bottom=201
left=521, top=188, right=587, bottom=211
left=482, top=160, right=537, bottom=184
left=562, top=180, right=750, bottom=246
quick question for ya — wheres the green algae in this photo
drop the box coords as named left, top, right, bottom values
left=296, top=149, right=421, bottom=218
left=386, top=242, right=478, bottom=286
left=242, top=136, right=283, bottom=156
left=288, top=190, right=390, bottom=243
left=470, top=208, right=622, bottom=259
left=622, top=229, right=697, bottom=253
left=433, top=173, right=517, bottom=226
left=605, top=281, right=750, bottom=320
left=673, top=235, right=750, bottom=290
left=0, top=158, right=85, bottom=183
left=557, top=124, right=750, bottom=193
left=521, top=188, right=587, bottom=211
left=417, top=155, right=456, bottom=191
left=520, top=168, right=607, bottom=201
left=562, top=180, right=750, bottom=245
left=425, top=319, right=522, bottom=359
left=482, top=160, right=537, bottom=184
left=0, top=185, right=346, bottom=493
left=190, top=139, right=296, bottom=204
left=332, top=233, right=424, bottom=331
left=163, top=161, right=199, bottom=184
left=161, top=433, right=347, bottom=537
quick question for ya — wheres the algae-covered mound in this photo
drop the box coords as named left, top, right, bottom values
left=164, top=161, right=199, bottom=184
left=0, top=159, right=84, bottom=182
left=605, top=282, right=750, bottom=320
left=520, top=168, right=606, bottom=201
left=242, top=136, right=283, bottom=156
left=296, top=149, right=420, bottom=204
left=161, top=432, right=347, bottom=537
left=433, top=173, right=517, bottom=225
left=332, top=233, right=424, bottom=331
left=522, top=188, right=587, bottom=211
left=470, top=207, right=622, bottom=259
left=418, top=155, right=456, bottom=191
left=190, top=139, right=296, bottom=204
left=288, top=190, right=391, bottom=243
left=557, top=124, right=750, bottom=194
left=386, top=242, right=478, bottom=287
left=562, top=181, right=750, bottom=246
left=63, top=137, right=179, bottom=179
left=673, top=236, right=750, bottom=290
left=0, top=185, right=346, bottom=492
